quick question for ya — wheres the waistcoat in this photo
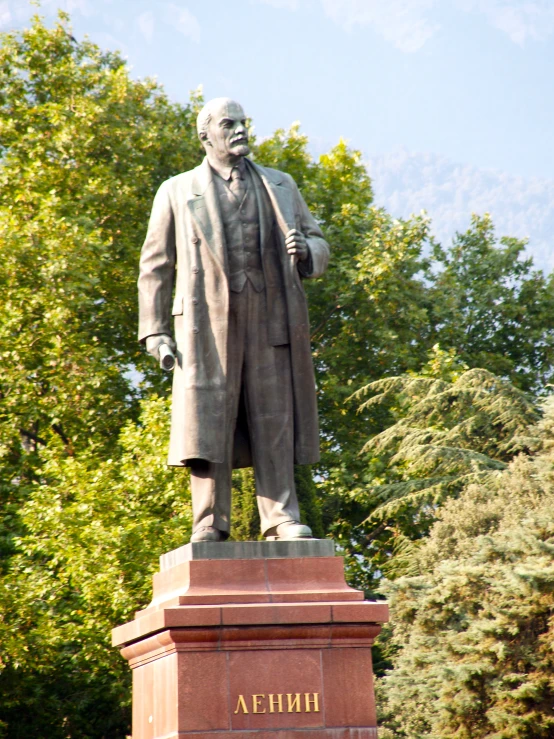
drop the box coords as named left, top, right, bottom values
left=214, top=167, right=264, bottom=293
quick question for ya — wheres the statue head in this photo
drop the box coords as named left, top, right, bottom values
left=197, top=98, right=250, bottom=166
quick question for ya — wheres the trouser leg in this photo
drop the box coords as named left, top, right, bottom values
left=244, top=285, right=300, bottom=535
left=189, top=456, right=232, bottom=535
left=189, top=289, right=246, bottom=535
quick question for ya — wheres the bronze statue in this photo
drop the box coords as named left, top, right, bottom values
left=138, top=98, right=329, bottom=542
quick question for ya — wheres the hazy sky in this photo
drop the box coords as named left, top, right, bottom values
left=2, top=0, right=553, bottom=179
left=2, top=0, right=554, bottom=268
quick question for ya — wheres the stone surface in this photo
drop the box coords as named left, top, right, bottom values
left=322, top=649, right=377, bottom=728
left=166, top=732, right=378, bottom=738
left=113, top=548, right=388, bottom=738
left=126, top=555, right=362, bottom=618
left=160, top=538, right=335, bottom=570
left=229, top=650, right=323, bottom=731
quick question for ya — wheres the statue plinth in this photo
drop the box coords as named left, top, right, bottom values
left=112, top=541, right=388, bottom=738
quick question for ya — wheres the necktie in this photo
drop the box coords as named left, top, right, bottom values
left=229, top=166, right=246, bottom=202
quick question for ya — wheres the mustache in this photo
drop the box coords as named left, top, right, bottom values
left=231, top=134, right=248, bottom=144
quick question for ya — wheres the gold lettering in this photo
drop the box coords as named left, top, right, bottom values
left=287, top=693, right=301, bottom=713
left=234, top=695, right=249, bottom=714
left=236, top=691, right=319, bottom=714
left=252, top=694, right=266, bottom=714
left=305, top=693, right=320, bottom=713
left=268, top=693, right=284, bottom=713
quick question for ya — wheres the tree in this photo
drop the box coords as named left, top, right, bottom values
left=0, top=396, right=192, bottom=738
left=429, top=215, right=554, bottom=393
left=376, top=397, right=554, bottom=739
left=0, top=10, right=203, bottom=454
left=0, top=9, right=204, bottom=520
left=337, top=348, right=540, bottom=590
left=0, top=9, right=202, bottom=558
left=0, top=13, right=200, bottom=737
left=255, top=141, right=554, bottom=548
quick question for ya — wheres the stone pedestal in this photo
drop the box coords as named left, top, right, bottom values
left=112, top=540, right=388, bottom=739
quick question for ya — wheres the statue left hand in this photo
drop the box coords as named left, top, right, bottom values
left=285, top=229, right=309, bottom=261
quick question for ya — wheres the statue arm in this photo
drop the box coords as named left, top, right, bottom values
left=290, top=178, right=330, bottom=279
left=137, top=181, right=177, bottom=343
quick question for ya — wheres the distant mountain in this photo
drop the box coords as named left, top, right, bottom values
left=366, top=149, right=554, bottom=273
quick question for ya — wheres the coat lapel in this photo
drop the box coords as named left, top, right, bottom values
left=188, top=158, right=227, bottom=273
left=251, top=160, right=300, bottom=279
left=245, top=159, right=270, bottom=253
left=250, top=161, right=296, bottom=238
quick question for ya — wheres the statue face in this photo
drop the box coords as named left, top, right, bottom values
left=203, top=100, right=250, bottom=163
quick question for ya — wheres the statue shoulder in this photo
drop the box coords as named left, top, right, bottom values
left=163, top=168, right=197, bottom=190
left=154, top=168, right=199, bottom=202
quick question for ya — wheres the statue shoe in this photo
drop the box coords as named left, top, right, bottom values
left=190, top=526, right=224, bottom=543
left=272, top=522, right=313, bottom=540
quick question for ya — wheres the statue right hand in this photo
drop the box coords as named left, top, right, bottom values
left=145, top=334, right=176, bottom=360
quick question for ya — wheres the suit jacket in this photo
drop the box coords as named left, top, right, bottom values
left=138, top=157, right=330, bottom=467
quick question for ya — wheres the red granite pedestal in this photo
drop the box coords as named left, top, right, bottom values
left=112, top=541, right=388, bottom=739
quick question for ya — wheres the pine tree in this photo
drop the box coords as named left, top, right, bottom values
left=338, top=347, right=540, bottom=587
left=377, top=397, right=554, bottom=739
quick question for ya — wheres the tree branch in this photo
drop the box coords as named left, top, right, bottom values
left=51, top=423, right=74, bottom=455
left=19, top=428, right=47, bottom=447
left=311, top=304, right=341, bottom=341
left=361, top=522, right=387, bottom=547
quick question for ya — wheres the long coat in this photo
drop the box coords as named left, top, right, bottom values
left=138, top=157, right=330, bottom=467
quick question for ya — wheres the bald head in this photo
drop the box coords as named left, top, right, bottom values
left=196, top=98, right=241, bottom=136
left=197, top=98, right=250, bottom=166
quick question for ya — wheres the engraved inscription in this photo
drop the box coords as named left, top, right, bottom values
left=234, top=693, right=320, bottom=715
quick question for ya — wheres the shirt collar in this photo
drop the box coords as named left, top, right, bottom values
left=208, top=156, right=246, bottom=182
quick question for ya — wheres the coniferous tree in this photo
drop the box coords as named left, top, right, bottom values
left=377, top=398, right=554, bottom=738
left=334, top=347, right=540, bottom=588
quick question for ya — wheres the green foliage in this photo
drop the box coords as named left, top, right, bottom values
left=429, top=214, right=554, bottom=393
left=0, top=13, right=198, bottom=737
left=0, top=11, right=202, bottom=449
left=231, top=468, right=261, bottom=541
left=356, top=363, right=539, bottom=519
left=340, top=350, right=539, bottom=588
left=0, top=396, right=191, bottom=737
left=377, top=398, right=554, bottom=738
left=0, top=11, right=204, bottom=560
left=253, top=122, right=314, bottom=189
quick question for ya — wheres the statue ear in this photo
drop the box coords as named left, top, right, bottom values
left=199, top=131, right=212, bottom=149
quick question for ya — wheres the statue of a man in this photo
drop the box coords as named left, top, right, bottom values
left=138, top=98, right=329, bottom=542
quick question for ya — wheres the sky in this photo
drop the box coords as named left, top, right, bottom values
left=2, top=0, right=554, bottom=267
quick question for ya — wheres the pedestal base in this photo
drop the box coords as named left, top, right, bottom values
left=112, top=541, right=388, bottom=738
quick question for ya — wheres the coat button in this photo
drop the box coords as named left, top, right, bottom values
left=192, top=267, right=199, bottom=273
left=192, top=298, right=198, bottom=304
left=192, top=327, right=199, bottom=333
left=192, top=236, right=199, bottom=244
